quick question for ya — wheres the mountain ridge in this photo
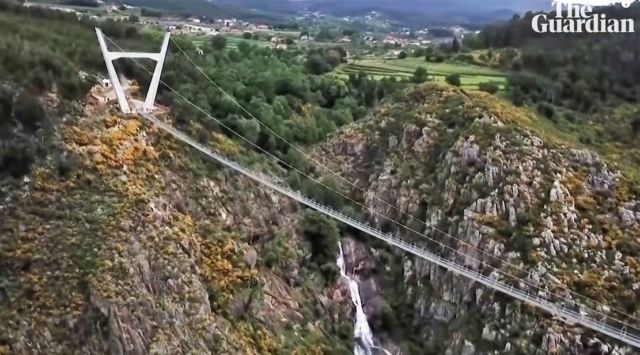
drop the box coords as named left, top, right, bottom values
left=131, top=0, right=552, bottom=24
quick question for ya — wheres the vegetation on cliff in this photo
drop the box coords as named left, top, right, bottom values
left=311, top=83, right=640, bottom=353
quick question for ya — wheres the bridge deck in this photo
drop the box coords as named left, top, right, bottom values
left=141, top=113, right=640, bottom=349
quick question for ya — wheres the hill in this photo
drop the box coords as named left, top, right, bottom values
left=0, top=5, right=358, bottom=354
left=311, top=83, right=640, bottom=353
left=126, top=0, right=552, bottom=24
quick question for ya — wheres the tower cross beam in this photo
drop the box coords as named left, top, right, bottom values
left=95, top=28, right=170, bottom=114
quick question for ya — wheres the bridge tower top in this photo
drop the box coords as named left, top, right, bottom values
left=95, top=28, right=170, bottom=114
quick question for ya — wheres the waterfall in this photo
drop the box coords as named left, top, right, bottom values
left=337, top=241, right=375, bottom=355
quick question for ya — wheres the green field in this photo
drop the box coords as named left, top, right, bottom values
left=338, top=58, right=507, bottom=90
left=191, top=35, right=271, bottom=50
left=224, top=36, right=271, bottom=49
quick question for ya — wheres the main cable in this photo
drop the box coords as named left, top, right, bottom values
left=103, top=34, right=640, bottom=332
left=168, top=36, right=640, bottom=324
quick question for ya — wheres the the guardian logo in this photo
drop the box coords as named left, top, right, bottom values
left=532, top=1, right=635, bottom=33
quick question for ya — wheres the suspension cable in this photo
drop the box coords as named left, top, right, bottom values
left=103, top=34, right=640, bottom=332
left=168, top=37, right=640, bottom=324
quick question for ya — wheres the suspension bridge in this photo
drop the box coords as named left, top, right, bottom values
left=99, top=29, right=640, bottom=350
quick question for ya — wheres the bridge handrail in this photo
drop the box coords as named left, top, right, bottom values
left=141, top=113, right=640, bottom=349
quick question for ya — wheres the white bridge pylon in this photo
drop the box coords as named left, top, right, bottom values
left=95, top=28, right=170, bottom=114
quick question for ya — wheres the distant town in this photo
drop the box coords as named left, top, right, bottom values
left=22, top=0, right=479, bottom=55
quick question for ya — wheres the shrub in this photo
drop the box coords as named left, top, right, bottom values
left=56, top=151, right=79, bottom=178
left=412, top=67, right=428, bottom=84
left=284, top=149, right=307, bottom=170
left=478, top=82, right=500, bottom=94
left=14, top=92, right=45, bottom=132
left=632, top=117, right=640, bottom=135
left=537, top=102, right=556, bottom=120
left=302, top=176, right=345, bottom=208
left=0, top=86, right=13, bottom=126
left=320, top=262, right=340, bottom=283
left=397, top=51, right=408, bottom=59
left=505, top=232, right=534, bottom=263
left=379, top=300, right=398, bottom=333
left=455, top=53, right=474, bottom=63
left=301, top=211, right=340, bottom=265
left=445, top=74, right=461, bottom=87
left=510, top=87, right=526, bottom=106
left=262, top=232, right=296, bottom=273
left=426, top=55, right=446, bottom=63
left=0, top=143, right=34, bottom=178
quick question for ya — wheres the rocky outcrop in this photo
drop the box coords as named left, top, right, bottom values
left=0, top=109, right=354, bottom=354
left=313, top=84, right=640, bottom=354
left=341, top=237, right=382, bottom=327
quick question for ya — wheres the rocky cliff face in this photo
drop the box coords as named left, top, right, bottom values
left=313, top=84, right=640, bottom=354
left=4, top=84, right=640, bottom=355
left=0, top=107, right=355, bottom=354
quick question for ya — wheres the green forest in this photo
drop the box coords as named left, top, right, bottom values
left=478, top=3, right=640, bottom=114
left=472, top=3, right=640, bottom=178
left=0, top=2, right=405, bottom=184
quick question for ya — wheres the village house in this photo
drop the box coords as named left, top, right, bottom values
left=184, top=24, right=214, bottom=34
left=223, top=19, right=237, bottom=28
left=383, top=36, right=400, bottom=45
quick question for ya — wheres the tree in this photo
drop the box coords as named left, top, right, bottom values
left=316, top=27, right=334, bottom=41
left=227, top=49, right=241, bottom=62
left=412, top=48, right=426, bottom=58
left=237, top=118, right=260, bottom=144
left=305, top=54, right=331, bottom=75
left=242, top=32, right=252, bottom=39
left=445, top=74, right=461, bottom=87
left=325, top=49, right=344, bottom=68
left=236, top=40, right=251, bottom=55
left=141, top=8, right=162, bottom=17
left=211, top=35, right=227, bottom=50
left=398, top=51, right=408, bottom=59
left=452, top=38, right=462, bottom=52
left=412, top=67, right=428, bottom=84
left=463, top=33, right=484, bottom=50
